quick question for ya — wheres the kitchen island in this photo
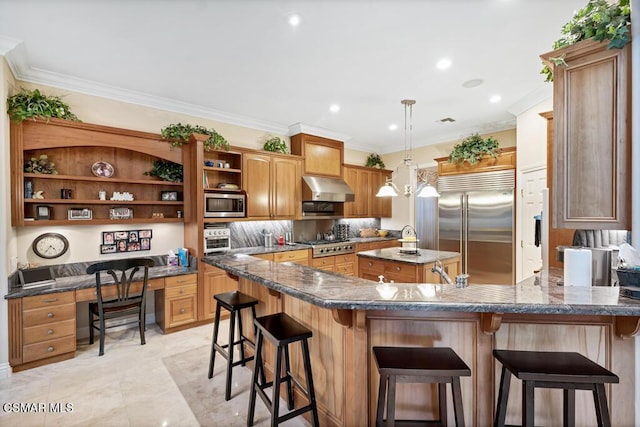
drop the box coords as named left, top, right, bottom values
left=203, top=254, right=640, bottom=426
left=357, top=248, right=460, bottom=283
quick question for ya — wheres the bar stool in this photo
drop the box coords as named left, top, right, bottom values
left=247, top=312, right=319, bottom=427
left=373, top=346, right=471, bottom=427
left=493, top=349, right=619, bottom=427
left=208, top=291, right=260, bottom=401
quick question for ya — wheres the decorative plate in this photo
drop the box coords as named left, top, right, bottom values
left=92, top=161, right=114, bottom=178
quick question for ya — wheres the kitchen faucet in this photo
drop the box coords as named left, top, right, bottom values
left=431, top=260, right=453, bottom=286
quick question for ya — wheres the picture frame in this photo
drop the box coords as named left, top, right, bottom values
left=128, top=231, right=139, bottom=242
left=140, top=238, right=150, bottom=250
left=35, top=205, right=51, bottom=220
left=114, top=231, right=129, bottom=240
left=139, top=229, right=152, bottom=239
left=102, top=232, right=115, bottom=245
left=100, top=245, right=116, bottom=254
left=116, top=240, right=128, bottom=252
left=68, top=208, right=92, bottom=220
left=109, top=207, right=133, bottom=220
left=161, top=191, right=180, bottom=201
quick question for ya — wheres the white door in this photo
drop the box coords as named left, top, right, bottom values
left=521, top=168, right=546, bottom=278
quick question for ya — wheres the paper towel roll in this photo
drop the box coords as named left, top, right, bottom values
left=564, top=248, right=592, bottom=287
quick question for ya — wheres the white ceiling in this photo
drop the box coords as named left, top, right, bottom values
left=0, top=0, right=585, bottom=153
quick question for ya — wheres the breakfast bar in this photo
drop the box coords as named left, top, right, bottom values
left=204, top=254, right=640, bottom=427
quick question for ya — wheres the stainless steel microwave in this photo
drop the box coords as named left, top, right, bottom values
left=204, top=192, right=245, bottom=218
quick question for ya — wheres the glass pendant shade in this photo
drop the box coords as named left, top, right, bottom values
left=376, top=180, right=398, bottom=197
left=416, top=183, right=440, bottom=198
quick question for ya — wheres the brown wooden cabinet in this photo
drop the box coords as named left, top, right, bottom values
left=311, top=253, right=356, bottom=276
left=356, top=240, right=400, bottom=252
left=155, top=274, right=198, bottom=331
left=203, top=264, right=238, bottom=320
left=290, top=133, right=343, bottom=178
left=344, top=165, right=392, bottom=218
left=541, top=39, right=631, bottom=229
left=243, top=152, right=301, bottom=220
left=434, top=147, right=517, bottom=177
left=10, top=118, right=185, bottom=226
left=358, top=256, right=460, bottom=284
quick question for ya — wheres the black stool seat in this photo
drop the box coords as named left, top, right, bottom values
left=493, top=349, right=619, bottom=427
left=208, top=291, right=260, bottom=401
left=247, top=312, right=319, bottom=427
left=373, top=346, right=471, bottom=427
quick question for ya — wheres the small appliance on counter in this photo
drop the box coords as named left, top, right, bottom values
left=203, top=226, right=231, bottom=254
left=399, top=225, right=419, bottom=254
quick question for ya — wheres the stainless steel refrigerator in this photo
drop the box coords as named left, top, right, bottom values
left=438, top=170, right=515, bottom=285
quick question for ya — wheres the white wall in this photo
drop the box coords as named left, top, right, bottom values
left=514, top=98, right=553, bottom=282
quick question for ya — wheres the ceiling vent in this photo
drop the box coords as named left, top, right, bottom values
left=437, top=117, right=456, bottom=123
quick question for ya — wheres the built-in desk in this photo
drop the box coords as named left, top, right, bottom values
left=6, top=257, right=197, bottom=372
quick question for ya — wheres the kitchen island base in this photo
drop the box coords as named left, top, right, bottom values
left=236, top=277, right=635, bottom=426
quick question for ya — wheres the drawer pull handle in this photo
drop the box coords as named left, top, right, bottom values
left=180, top=289, right=184, bottom=294
left=176, top=279, right=189, bottom=283
left=47, top=329, right=54, bottom=335
left=396, top=267, right=401, bottom=271
left=42, top=298, right=58, bottom=303
left=47, top=346, right=54, bottom=352
left=180, top=308, right=185, bottom=314
left=47, top=312, right=54, bottom=318
left=368, top=262, right=373, bottom=267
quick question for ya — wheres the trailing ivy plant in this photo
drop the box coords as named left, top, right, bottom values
left=263, top=136, right=289, bottom=154
left=365, top=153, right=385, bottom=169
left=160, top=123, right=229, bottom=151
left=541, top=0, right=631, bottom=82
left=144, top=160, right=183, bottom=182
left=448, top=133, right=499, bottom=165
left=7, top=88, right=80, bottom=122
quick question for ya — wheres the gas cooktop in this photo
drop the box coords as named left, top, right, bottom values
left=299, top=240, right=355, bottom=258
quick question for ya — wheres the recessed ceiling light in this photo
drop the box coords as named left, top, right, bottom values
left=388, top=124, right=398, bottom=131
left=329, top=104, right=340, bottom=113
left=436, top=58, right=452, bottom=70
left=288, top=14, right=301, bottom=27
left=462, top=79, right=484, bottom=88
left=490, top=95, right=502, bottom=103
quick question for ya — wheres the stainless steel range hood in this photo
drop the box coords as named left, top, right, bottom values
left=302, top=176, right=355, bottom=202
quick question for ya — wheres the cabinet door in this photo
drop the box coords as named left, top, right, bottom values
left=356, top=170, right=370, bottom=216
left=272, top=157, right=300, bottom=219
left=546, top=39, right=631, bottom=229
left=291, top=134, right=343, bottom=177
left=371, top=170, right=393, bottom=218
left=243, top=153, right=272, bottom=219
left=203, top=265, right=238, bottom=320
left=343, top=167, right=358, bottom=218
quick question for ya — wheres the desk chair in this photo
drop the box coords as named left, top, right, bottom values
left=86, top=258, right=154, bottom=356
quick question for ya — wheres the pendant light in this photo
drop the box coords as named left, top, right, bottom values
left=376, top=99, right=440, bottom=198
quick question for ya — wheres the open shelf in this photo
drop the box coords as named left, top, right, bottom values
left=24, top=173, right=184, bottom=186
left=22, top=217, right=184, bottom=226
left=24, top=199, right=183, bottom=205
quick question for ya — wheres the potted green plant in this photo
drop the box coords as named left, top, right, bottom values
left=24, top=154, right=58, bottom=174
left=540, top=0, right=631, bottom=82
left=365, top=153, right=385, bottom=169
left=7, top=88, right=80, bottom=122
left=144, top=160, right=183, bottom=182
left=263, top=136, right=289, bottom=154
left=160, top=123, right=229, bottom=151
left=448, top=133, right=500, bottom=165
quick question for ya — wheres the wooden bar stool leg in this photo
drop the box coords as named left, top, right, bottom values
left=387, top=375, right=397, bottom=427
left=247, top=330, right=263, bottom=427
left=237, top=310, right=246, bottom=366
left=451, top=377, right=465, bottom=427
left=494, top=366, right=511, bottom=427
left=225, top=308, right=236, bottom=401
left=438, top=383, right=448, bottom=427
left=283, top=344, right=294, bottom=410
left=376, top=374, right=387, bottom=427
left=251, top=305, right=266, bottom=385
left=522, top=381, right=535, bottom=427
left=208, top=304, right=222, bottom=379
left=271, top=344, right=284, bottom=427
left=563, top=388, right=575, bottom=427
left=302, top=339, right=320, bottom=427
left=593, top=383, right=612, bottom=427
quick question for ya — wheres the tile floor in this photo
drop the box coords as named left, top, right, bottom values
left=0, top=321, right=310, bottom=426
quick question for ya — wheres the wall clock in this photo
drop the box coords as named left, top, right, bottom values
left=32, top=233, right=69, bottom=259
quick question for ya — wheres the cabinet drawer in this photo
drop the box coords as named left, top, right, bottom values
left=334, top=254, right=356, bottom=264
left=165, top=274, right=197, bottom=288
left=23, top=319, right=75, bottom=345
left=335, top=263, right=354, bottom=276
left=312, top=257, right=334, bottom=268
left=254, top=253, right=274, bottom=261
left=274, top=250, right=309, bottom=263
left=359, top=258, right=385, bottom=273
left=23, top=336, right=76, bottom=363
left=23, top=291, right=75, bottom=310
left=167, top=295, right=197, bottom=327
left=384, top=262, right=416, bottom=277
left=75, top=278, right=163, bottom=302
left=23, top=303, right=75, bottom=328
left=166, top=283, right=197, bottom=299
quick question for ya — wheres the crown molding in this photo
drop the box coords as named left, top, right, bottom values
left=0, top=36, right=291, bottom=136
left=507, top=84, right=553, bottom=116
left=288, top=122, right=352, bottom=142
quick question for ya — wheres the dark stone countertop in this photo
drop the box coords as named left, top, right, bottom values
left=5, top=255, right=197, bottom=299
left=357, top=248, right=460, bottom=265
left=203, top=254, right=640, bottom=316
